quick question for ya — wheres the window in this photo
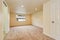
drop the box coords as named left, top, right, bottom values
left=16, top=15, right=26, bottom=21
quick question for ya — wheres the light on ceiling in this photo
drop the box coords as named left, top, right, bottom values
left=21, top=5, right=24, bottom=8
left=35, top=8, right=37, bottom=11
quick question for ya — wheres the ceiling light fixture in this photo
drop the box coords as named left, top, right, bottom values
left=21, top=5, right=24, bottom=8
left=35, top=8, right=37, bottom=11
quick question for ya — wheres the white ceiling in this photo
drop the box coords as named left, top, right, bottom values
left=6, top=0, right=48, bottom=14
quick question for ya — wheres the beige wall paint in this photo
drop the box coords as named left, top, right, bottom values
left=43, top=0, right=60, bottom=40
left=10, top=12, right=32, bottom=27
left=32, top=11, right=43, bottom=28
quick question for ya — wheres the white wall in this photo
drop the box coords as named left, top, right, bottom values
left=43, top=0, right=51, bottom=36
left=43, top=0, right=60, bottom=40
left=0, top=0, right=10, bottom=39
left=2, top=1, right=10, bottom=34
left=32, top=11, right=43, bottom=28
left=0, top=0, right=4, bottom=40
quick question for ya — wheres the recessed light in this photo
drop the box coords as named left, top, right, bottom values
left=21, top=5, right=24, bottom=8
left=35, top=8, right=37, bottom=11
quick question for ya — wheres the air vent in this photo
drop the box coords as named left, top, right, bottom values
left=3, top=1, right=7, bottom=7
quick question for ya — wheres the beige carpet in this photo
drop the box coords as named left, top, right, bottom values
left=4, top=25, right=43, bottom=40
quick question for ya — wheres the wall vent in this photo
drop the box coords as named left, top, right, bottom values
left=3, top=1, right=7, bottom=7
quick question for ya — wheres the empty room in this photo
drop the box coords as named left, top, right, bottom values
left=0, top=0, right=60, bottom=40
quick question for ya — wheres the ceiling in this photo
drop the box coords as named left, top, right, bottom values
left=5, top=0, right=48, bottom=14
